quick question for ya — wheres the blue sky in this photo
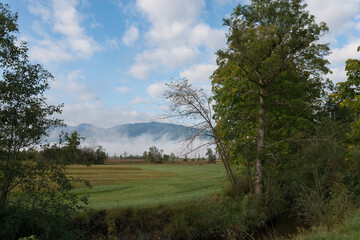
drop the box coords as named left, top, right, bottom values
left=3, top=0, right=360, bottom=128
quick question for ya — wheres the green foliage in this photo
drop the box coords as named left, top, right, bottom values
left=0, top=5, right=90, bottom=239
left=331, top=46, right=360, bottom=172
left=294, top=208, right=360, bottom=240
left=146, top=146, right=165, bottom=163
left=212, top=0, right=330, bottom=198
left=72, top=196, right=268, bottom=240
left=59, top=131, right=84, bottom=164
left=0, top=2, right=64, bottom=209
left=295, top=180, right=355, bottom=231
left=0, top=202, right=83, bottom=240
left=206, top=148, right=216, bottom=163
left=81, top=146, right=107, bottom=165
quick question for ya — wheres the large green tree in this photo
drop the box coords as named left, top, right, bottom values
left=212, top=0, right=330, bottom=199
left=332, top=47, right=360, bottom=142
left=0, top=3, right=64, bottom=209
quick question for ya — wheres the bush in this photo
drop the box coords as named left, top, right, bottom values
left=81, top=146, right=107, bottom=164
left=0, top=204, right=80, bottom=240
left=72, top=196, right=269, bottom=239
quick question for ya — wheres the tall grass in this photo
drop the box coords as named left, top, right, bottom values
left=293, top=208, right=360, bottom=240
left=72, top=195, right=269, bottom=239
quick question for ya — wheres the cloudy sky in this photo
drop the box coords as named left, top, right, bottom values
left=3, top=0, right=360, bottom=128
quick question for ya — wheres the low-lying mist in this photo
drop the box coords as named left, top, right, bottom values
left=82, top=134, right=211, bottom=158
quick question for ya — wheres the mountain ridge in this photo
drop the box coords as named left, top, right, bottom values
left=46, top=122, right=197, bottom=143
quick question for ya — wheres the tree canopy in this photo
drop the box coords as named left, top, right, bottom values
left=212, top=0, right=330, bottom=199
left=0, top=3, right=69, bottom=211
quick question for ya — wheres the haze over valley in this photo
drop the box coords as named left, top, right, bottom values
left=46, top=122, right=208, bottom=157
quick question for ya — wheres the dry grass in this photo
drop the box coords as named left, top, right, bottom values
left=67, top=164, right=176, bottom=187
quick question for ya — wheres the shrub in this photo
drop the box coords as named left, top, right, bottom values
left=72, top=196, right=269, bottom=239
left=0, top=204, right=80, bottom=240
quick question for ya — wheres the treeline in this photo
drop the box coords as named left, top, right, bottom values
left=113, top=146, right=217, bottom=164
left=20, top=131, right=108, bottom=165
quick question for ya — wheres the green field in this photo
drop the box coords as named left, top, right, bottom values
left=69, top=164, right=227, bottom=209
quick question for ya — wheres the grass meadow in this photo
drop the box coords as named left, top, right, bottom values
left=67, top=163, right=227, bottom=209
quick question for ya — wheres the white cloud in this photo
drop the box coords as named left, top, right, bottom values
left=27, top=0, right=100, bottom=64
left=330, top=67, right=347, bottom=84
left=122, top=26, right=139, bottom=46
left=212, top=0, right=232, bottom=5
left=105, top=38, right=120, bottom=50
left=180, top=64, right=217, bottom=83
left=28, top=39, right=73, bottom=63
left=327, top=40, right=360, bottom=83
left=136, top=0, right=205, bottom=31
left=146, top=22, right=189, bottom=45
left=130, top=96, right=152, bottom=104
left=129, top=0, right=224, bottom=79
left=147, top=82, right=168, bottom=99
left=189, top=23, right=226, bottom=49
left=59, top=104, right=154, bottom=128
left=129, top=62, right=152, bottom=80
left=27, top=0, right=51, bottom=22
left=306, top=0, right=360, bottom=38
left=328, top=40, right=360, bottom=67
left=78, top=93, right=98, bottom=102
left=52, top=69, right=98, bottom=102
left=129, top=45, right=200, bottom=79
left=140, top=46, right=199, bottom=68
left=116, top=86, right=131, bottom=93
left=52, top=0, right=100, bottom=57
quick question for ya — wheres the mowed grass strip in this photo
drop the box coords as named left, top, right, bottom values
left=67, top=164, right=175, bottom=187
left=70, top=164, right=226, bottom=209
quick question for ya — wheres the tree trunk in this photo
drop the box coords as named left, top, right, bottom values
left=0, top=189, right=8, bottom=209
left=0, top=168, right=10, bottom=209
left=255, top=86, right=265, bottom=199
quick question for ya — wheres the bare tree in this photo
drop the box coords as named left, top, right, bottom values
left=163, top=79, right=237, bottom=184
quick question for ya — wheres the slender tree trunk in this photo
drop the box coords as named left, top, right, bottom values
left=212, top=127, right=237, bottom=185
left=0, top=168, right=10, bottom=209
left=0, top=189, right=8, bottom=209
left=215, top=137, right=236, bottom=184
left=255, top=86, right=265, bottom=199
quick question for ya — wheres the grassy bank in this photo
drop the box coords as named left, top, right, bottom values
left=72, top=195, right=268, bottom=239
left=293, top=208, right=360, bottom=240
left=69, top=163, right=226, bottom=209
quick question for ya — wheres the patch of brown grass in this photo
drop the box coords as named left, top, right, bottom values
left=66, top=164, right=176, bottom=187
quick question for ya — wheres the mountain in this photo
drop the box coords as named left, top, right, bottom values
left=46, top=122, right=198, bottom=143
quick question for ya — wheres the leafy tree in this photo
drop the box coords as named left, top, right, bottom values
left=170, top=152, right=176, bottom=161
left=163, top=154, right=170, bottom=162
left=60, top=131, right=84, bottom=164
left=212, top=0, right=330, bottom=198
left=332, top=46, right=360, bottom=143
left=82, top=145, right=107, bottom=164
left=206, top=148, right=216, bottom=163
left=0, top=3, right=65, bottom=209
left=146, top=146, right=164, bottom=163
left=143, top=151, right=148, bottom=160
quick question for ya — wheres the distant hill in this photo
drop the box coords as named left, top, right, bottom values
left=46, top=122, right=199, bottom=143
